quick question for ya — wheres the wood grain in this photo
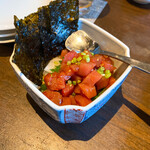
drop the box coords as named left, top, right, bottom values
left=0, top=0, right=150, bottom=149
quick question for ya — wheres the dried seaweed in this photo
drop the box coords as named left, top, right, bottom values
left=48, top=0, right=79, bottom=57
left=13, top=14, right=45, bottom=85
left=13, top=0, right=79, bottom=85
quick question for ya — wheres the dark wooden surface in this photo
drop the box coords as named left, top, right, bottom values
left=0, top=0, right=150, bottom=149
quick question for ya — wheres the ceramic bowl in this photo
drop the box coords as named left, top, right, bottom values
left=10, top=18, right=132, bottom=124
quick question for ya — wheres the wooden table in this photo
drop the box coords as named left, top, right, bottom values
left=0, top=0, right=150, bottom=149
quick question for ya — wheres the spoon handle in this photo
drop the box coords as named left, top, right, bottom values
left=95, top=48, right=150, bottom=74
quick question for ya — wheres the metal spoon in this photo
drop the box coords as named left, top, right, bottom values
left=65, top=30, right=150, bottom=74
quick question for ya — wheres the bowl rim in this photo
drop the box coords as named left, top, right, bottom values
left=9, top=18, right=132, bottom=112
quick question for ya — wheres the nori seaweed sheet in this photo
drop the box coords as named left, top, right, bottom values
left=13, top=0, right=79, bottom=85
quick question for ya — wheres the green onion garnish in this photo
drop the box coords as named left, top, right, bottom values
left=72, top=92, right=76, bottom=96
left=105, top=70, right=111, bottom=78
left=71, top=57, right=77, bottom=63
left=83, top=55, right=90, bottom=62
left=97, top=66, right=105, bottom=74
left=81, top=52, right=86, bottom=55
left=77, top=80, right=81, bottom=84
left=77, top=56, right=82, bottom=62
left=72, top=81, right=77, bottom=85
left=50, top=65, right=61, bottom=73
left=67, top=80, right=72, bottom=85
left=86, top=56, right=90, bottom=62
left=67, top=61, right=71, bottom=65
left=40, top=84, right=47, bottom=92
left=91, top=52, right=94, bottom=56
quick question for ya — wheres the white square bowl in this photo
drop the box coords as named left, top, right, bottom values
left=10, top=18, right=132, bottom=124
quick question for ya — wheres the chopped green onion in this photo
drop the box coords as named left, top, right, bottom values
left=73, top=81, right=77, bottom=85
left=83, top=55, right=86, bottom=60
left=91, top=52, right=94, bottom=56
left=81, top=52, right=86, bottom=55
left=105, top=73, right=111, bottom=78
left=55, top=66, right=61, bottom=72
left=99, top=66, right=105, bottom=71
left=86, top=56, right=90, bottom=62
left=50, top=64, right=61, bottom=73
left=105, top=70, right=111, bottom=78
left=97, top=70, right=101, bottom=74
left=72, top=92, right=76, bottom=96
left=67, top=61, right=71, bottom=65
left=73, top=57, right=77, bottom=62
left=54, top=61, right=59, bottom=65
left=83, top=55, right=90, bottom=62
left=97, top=66, right=105, bottom=74
left=105, top=70, right=110, bottom=74
left=71, top=57, right=77, bottom=63
left=67, top=80, right=72, bottom=85
left=40, top=84, right=47, bottom=92
left=77, top=80, right=81, bottom=84
left=77, top=56, right=82, bottom=62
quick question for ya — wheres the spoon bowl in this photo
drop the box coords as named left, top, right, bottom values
left=65, top=30, right=150, bottom=74
left=65, top=30, right=97, bottom=53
